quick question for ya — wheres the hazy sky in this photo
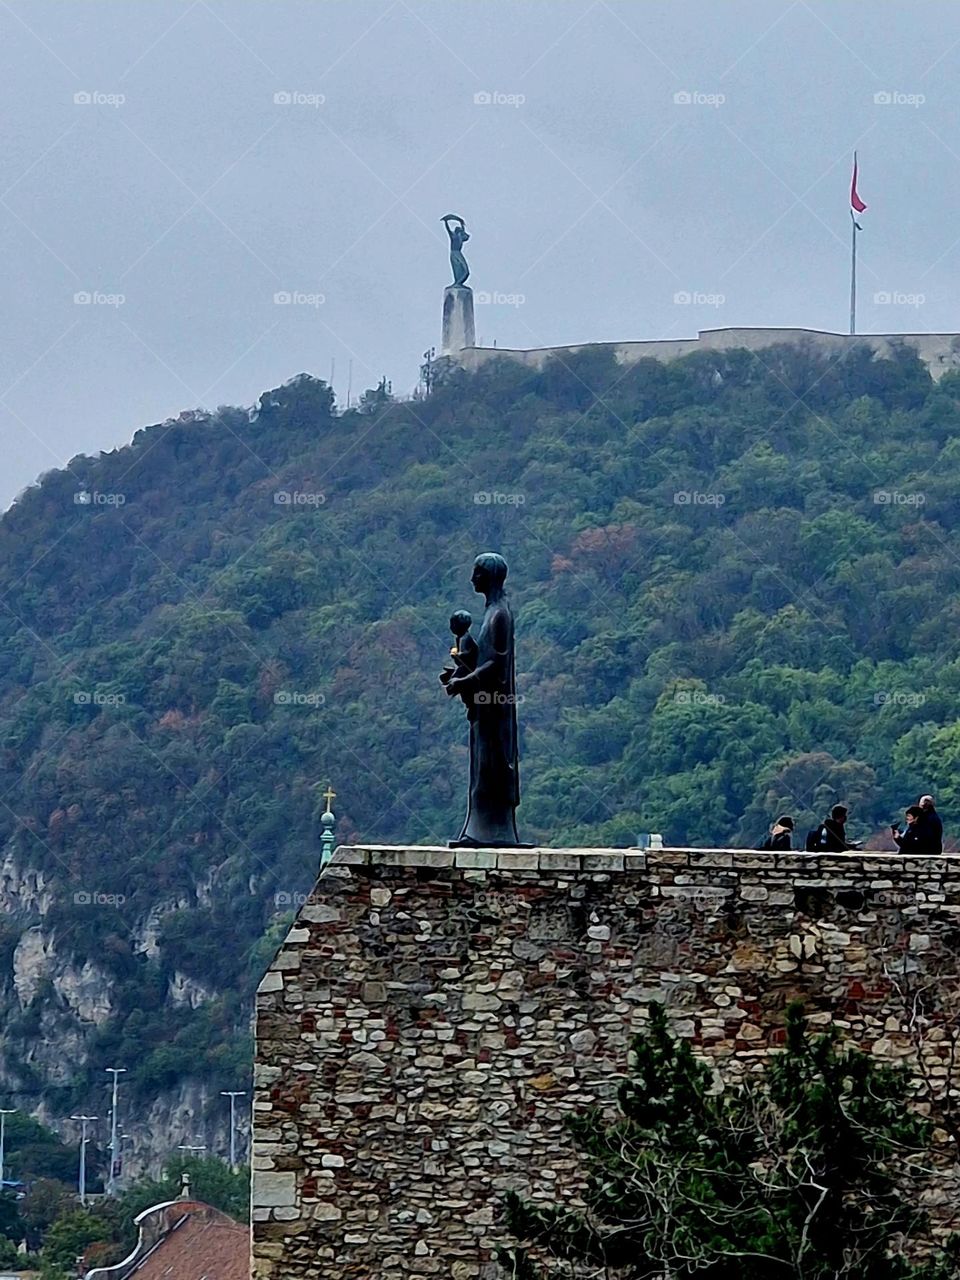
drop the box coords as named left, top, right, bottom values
left=2, top=0, right=960, bottom=508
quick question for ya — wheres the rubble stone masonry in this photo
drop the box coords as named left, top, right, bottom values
left=251, top=845, right=960, bottom=1279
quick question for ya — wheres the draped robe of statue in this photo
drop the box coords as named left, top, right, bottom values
left=442, top=555, right=521, bottom=847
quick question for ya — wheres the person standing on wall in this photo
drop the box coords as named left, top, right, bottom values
left=916, top=794, right=943, bottom=853
left=891, top=806, right=926, bottom=855
left=756, top=815, right=794, bottom=851
left=806, top=804, right=862, bottom=852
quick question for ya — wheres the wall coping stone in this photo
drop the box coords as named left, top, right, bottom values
left=329, top=844, right=960, bottom=872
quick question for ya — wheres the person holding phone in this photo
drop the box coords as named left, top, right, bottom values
left=893, top=806, right=925, bottom=855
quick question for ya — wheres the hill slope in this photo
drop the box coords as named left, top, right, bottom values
left=1, top=342, right=959, bottom=1160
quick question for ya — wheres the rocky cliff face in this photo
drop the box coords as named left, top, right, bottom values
left=0, top=852, right=249, bottom=1177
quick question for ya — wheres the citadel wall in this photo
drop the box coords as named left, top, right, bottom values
left=455, top=326, right=960, bottom=380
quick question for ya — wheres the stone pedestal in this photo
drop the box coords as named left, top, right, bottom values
left=441, top=285, right=475, bottom=355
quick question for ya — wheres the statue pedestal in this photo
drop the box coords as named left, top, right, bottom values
left=441, top=285, right=475, bottom=355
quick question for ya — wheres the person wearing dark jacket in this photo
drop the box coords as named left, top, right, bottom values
left=816, top=804, right=862, bottom=852
left=916, top=795, right=943, bottom=854
left=756, top=815, right=794, bottom=851
left=893, top=806, right=926, bottom=855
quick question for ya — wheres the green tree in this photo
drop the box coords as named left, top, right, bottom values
left=500, top=1004, right=957, bottom=1278
left=19, top=1179, right=77, bottom=1252
left=0, top=1192, right=23, bottom=1245
left=39, top=1210, right=106, bottom=1276
left=101, top=1155, right=249, bottom=1245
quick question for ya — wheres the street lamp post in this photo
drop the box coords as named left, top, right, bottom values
left=70, top=1115, right=98, bottom=1205
left=105, top=1067, right=126, bottom=1196
left=0, top=1109, right=16, bottom=1190
left=220, top=1092, right=246, bottom=1172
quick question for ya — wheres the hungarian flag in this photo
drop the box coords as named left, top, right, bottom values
left=850, top=152, right=867, bottom=216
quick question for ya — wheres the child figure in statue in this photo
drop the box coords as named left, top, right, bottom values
left=440, top=610, right=477, bottom=703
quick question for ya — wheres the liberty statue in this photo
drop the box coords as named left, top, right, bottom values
left=441, top=214, right=470, bottom=287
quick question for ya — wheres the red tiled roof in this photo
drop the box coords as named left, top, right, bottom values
left=129, top=1206, right=248, bottom=1280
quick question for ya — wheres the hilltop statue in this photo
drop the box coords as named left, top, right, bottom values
left=441, top=213, right=470, bottom=286
left=440, top=214, right=476, bottom=355
left=440, top=553, right=525, bottom=847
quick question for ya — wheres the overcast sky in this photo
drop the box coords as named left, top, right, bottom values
left=2, top=0, right=960, bottom=507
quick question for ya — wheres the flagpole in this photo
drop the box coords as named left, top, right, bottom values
left=849, top=208, right=857, bottom=336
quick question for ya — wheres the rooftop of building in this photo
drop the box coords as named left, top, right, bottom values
left=85, top=1197, right=247, bottom=1280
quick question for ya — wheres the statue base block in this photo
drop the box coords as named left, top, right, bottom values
left=448, top=838, right=535, bottom=848
left=442, top=285, right=475, bottom=355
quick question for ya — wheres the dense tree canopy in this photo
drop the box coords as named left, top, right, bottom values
left=0, top=345, right=958, bottom=1093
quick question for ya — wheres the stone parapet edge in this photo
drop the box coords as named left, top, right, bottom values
left=330, top=845, right=639, bottom=871
left=329, top=845, right=960, bottom=872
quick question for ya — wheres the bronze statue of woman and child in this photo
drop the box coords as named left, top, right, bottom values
left=439, top=552, right=528, bottom=847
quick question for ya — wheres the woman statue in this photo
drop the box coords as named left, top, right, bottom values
left=440, top=553, right=522, bottom=846
left=441, top=214, right=470, bottom=287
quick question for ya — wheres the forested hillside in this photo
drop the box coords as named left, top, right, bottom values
left=1, top=341, right=958, bottom=1119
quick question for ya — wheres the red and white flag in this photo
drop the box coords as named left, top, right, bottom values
left=850, top=152, right=867, bottom=215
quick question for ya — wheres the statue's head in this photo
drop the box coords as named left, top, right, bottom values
left=471, top=552, right=507, bottom=595
left=449, top=609, right=472, bottom=637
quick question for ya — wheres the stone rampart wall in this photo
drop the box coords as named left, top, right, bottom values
left=252, top=845, right=960, bottom=1279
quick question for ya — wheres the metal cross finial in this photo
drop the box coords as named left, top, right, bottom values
left=320, top=785, right=337, bottom=869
